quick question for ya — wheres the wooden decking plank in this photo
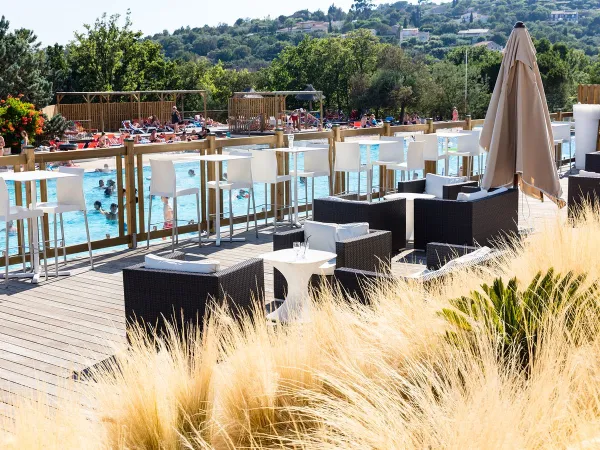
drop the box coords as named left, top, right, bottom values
left=0, top=333, right=92, bottom=367
left=0, top=311, right=123, bottom=350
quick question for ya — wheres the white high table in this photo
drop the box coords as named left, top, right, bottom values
left=269, top=146, right=329, bottom=227
left=384, top=192, right=435, bottom=241
left=436, top=131, right=465, bottom=175
left=355, top=140, right=397, bottom=202
left=261, top=248, right=337, bottom=322
left=0, top=170, right=77, bottom=283
left=197, top=153, right=252, bottom=247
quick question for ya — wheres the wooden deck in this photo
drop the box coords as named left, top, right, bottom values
left=0, top=176, right=570, bottom=418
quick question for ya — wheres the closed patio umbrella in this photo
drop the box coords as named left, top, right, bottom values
left=480, top=22, right=565, bottom=207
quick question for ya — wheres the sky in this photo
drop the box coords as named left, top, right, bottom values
left=2, top=0, right=420, bottom=47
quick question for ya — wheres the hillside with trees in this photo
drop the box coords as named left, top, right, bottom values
left=0, top=0, right=598, bottom=122
left=149, top=0, right=600, bottom=68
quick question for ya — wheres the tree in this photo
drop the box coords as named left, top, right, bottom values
left=403, top=17, right=408, bottom=28
left=351, top=0, right=374, bottom=19
left=0, top=17, right=52, bottom=106
left=44, top=44, right=70, bottom=94
left=469, top=12, right=474, bottom=23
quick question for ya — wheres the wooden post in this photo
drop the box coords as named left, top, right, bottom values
left=207, top=134, right=217, bottom=231
left=85, top=94, right=92, bottom=133
left=136, top=153, right=144, bottom=239
left=13, top=160, right=24, bottom=258
left=124, top=139, right=137, bottom=248
left=464, top=114, right=473, bottom=177
left=424, top=118, right=437, bottom=175
left=39, top=161, right=50, bottom=252
left=332, top=125, right=344, bottom=194
left=275, top=129, right=285, bottom=221
left=116, top=154, right=125, bottom=237
left=557, top=108, right=563, bottom=122
left=24, top=147, right=35, bottom=208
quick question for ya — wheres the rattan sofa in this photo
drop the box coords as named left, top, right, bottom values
left=585, top=152, right=600, bottom=173
left=313, top=194, right=407, bottom=251
left=334, top=242, right=502, bottom=304
left=272, top=227, right=392, bottom=300
left=396, top=178, right=478, bottom=200
left=568, top=172, right=600, bottom=218
left=413, top=187, right=519, bottom=250
left=122, top=252, right=264, bottom=335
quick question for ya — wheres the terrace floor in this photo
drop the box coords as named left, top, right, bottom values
left=0, top=175, right=570, bottom=419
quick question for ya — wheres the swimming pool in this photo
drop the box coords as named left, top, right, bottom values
left=1, top=135, right=575, bottom=258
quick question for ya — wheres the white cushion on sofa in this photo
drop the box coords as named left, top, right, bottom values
left=304, top=220, right=338, bottom=253
left=425, top=173, right=467, bottom=198
left=487, top=186, right=509, bottom=196
left=144, top=254, right=220, bottom=273
left=457, top=189, right=488, bottom=201
left=579, top=170, right=600, bottom=178
left=336, top=222, right=369, bottom=241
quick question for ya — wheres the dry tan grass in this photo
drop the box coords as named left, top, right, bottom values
left=4, top=206, right=600, bottom=449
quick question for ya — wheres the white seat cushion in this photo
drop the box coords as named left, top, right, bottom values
left=304, top=220, right=338, bottom=253
left=336, top=222, right=369, bottom=241
left=3, top=205, right=44, bottom=220
left=175, top=187, right=200, bottom=197
left=425, top=174, right=467, bottom=198
left=579, top=170, right=600, bottom=178
left=457, top=190, right=488, bottom=201
left=37, top=201, right=82, bottom=214
left=315, top=258, right=336, bottom=276
left=144, top=254, right=220, bottom=274
left=487, top=186, right=509, bottom=196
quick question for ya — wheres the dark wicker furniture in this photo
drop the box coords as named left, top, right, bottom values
left=413, top=187, right=518, bottom=250
left=334, top=242, right=500, bottom=304
left=396, top=178, right=478, bottom=200
left=585, top=152, right=600, bottom=173
left=568, top=174, right=600, bottom=218
left=313, top=195, right=407, bottom=251
left=122, top=252, right=264, bottom=335
left=272, top=227, right=392, bottom=300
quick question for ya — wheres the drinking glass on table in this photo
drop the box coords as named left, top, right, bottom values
left=301, top=242, right=309, bottom=258
left=293, top=241, right=302, bottom=259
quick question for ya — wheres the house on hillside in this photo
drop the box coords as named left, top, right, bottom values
left=460, top=12, right=489, bottom=23
left=426, top=4, right=449, bottom=15
left=400, top=28, right=430, bottom=42
left=276, top=20, right=329, bottom=34
left=473, top=40, right=503, bottom=51
left=550, top=10, right=579, bottom=22
left=458, top=28, right=490, bottom=39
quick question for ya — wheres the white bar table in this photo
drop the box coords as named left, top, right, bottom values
left=268, top=146, right=328, bottom=227
left=197, top=153, right=252, bottom=247
left=436, top=131, right=465, bottom=175
left=356, top=140, right=397, bottom=202
left=0, top=171, right=77, bottom=283
left=261, top=248, right=336, bottom=322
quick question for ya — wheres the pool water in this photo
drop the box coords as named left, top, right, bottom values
left=1, top=136, right=575, bottom=258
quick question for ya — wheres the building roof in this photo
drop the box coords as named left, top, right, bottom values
left=458, top=28, right=490, bottom=34
left=551, top=10, right=578, bottom=14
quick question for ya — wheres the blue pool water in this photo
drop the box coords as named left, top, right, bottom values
left=2, top=135, right=576, bottom=257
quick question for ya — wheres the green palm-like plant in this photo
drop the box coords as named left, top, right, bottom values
left=441, top=268, right=599, bottom=372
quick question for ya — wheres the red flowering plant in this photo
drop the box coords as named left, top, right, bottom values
left=0, top=95, right=44, bottom=151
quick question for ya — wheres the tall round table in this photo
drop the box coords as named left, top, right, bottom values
left=384, top=192, right=435, bottom=241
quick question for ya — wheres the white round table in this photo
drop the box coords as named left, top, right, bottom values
left=384, top=192, right=435, bottom=241
left=261, top=248, right=336, bottom=322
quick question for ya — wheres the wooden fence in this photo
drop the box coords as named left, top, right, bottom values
left=0, top=113, right=572, bottom=266
left=228, top=96, right=286, bottom=133
left=57, top=101, right=176, bottom=132
left=578, top=85, right=600, bottom=105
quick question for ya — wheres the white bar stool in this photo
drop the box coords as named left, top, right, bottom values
left=250, top=150, right=291, bottom=230
left=290, top=146, right=331, bottom=218
left=0, top=178, right=48, bottom=286
left=207, top=151, right=258, bottom=240
left=389, top=141, right=425, bottom=181
left=37, top=167, right=93, bottom=275
left=371, top=137, right=405, bottom=195
left=147, top=159, right=201, bottom=252
left=416, top=134, right=446, bottom=174
left=334, top=141, right=368, bottom=197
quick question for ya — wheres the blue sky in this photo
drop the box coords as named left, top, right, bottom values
left=3, top=0, right=420, bottom=46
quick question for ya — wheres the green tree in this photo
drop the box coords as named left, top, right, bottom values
left=0, top=17, right=52, bottom=106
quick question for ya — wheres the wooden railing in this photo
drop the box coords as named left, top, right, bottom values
left=0, top=113, right=571, bottom=264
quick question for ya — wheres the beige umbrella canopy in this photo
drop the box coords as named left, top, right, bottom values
left=480, top=22, right=565, bottom=208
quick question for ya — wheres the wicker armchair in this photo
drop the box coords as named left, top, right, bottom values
left=313, top=195, right=406, bottom=251
left=272, top=227, right=392, bottom=300
left=568, top=173, right=600, bottom=218
left=585, top=152, right=600, bottom=173
left=413, top=187, right=518, bottom=250
left=335, top=242, right=500, bottom=304
left=122, top=252, right=264, bottom=335
left=396, top=178, right=478, bottom=200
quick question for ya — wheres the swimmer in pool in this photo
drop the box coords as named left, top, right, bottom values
left=97, top=180, right=105, bottom=189
left=188, top=169, right=196, bottom=177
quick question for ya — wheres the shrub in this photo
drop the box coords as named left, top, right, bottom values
left=0, top=95, right=44, bottom=150
left=441, top=268, right=600, bottom=372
